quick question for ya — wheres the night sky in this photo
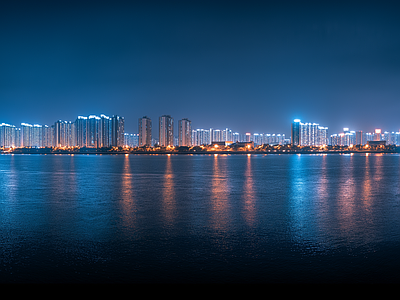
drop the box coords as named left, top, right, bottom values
left=1, top=0, right=400, bottom=135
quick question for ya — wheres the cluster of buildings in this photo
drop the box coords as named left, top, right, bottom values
left=330, top=128, right=400, bottom=146
left=0, top=114, right=125, bottom=148
left=291, top=119, right=329, bottom=146
left=127, top=115, right=287, bottom=148
left=4, top=114, right=400, bottom=150
left=291, top=119, right=400, bottom=147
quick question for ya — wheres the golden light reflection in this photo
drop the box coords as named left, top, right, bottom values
left=210, top=154, right=229, bottom=231
left=120, top=154, right=136, bottom=229
left=336, top=155, right=357, bottom=237
left=359, top=154, right=381, bottom=244
left=316, top=154, right=328, bottom=204
left=243, top=154, right=256, bottom=226
left=336, top=154, right=379, bottom=246
left=5, top=154, right=18, bottom=203
left=361, top=153, right=372, bottom=209
left=162, top=155, right=175, bottom=225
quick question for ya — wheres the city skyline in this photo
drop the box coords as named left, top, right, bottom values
left=3, top=113, right=400, bottom=148
left=2, top=1, right=400, bottom=135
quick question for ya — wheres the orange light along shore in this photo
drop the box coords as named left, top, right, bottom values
left=1, top=143, right=399, bottom=155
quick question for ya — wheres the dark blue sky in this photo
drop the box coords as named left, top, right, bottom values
left=1, top=0, right=400, bottom=135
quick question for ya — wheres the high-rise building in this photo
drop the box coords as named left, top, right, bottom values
left=111, top=115, right=124, bottom=147
left=139, top=116, right=152, bottom=147
left=222, top=128, right=233, bottom=142
left=55, top=120, right=73, bottom=147
left=32, top=124, right=42, bottom=147
left=42, top=125, right=53, bottom=147
left=14, top=127, right=21, bottom=148
left=0, top=123, right=16, bottom=148
left=317, top=126, right=329, bottom=146
left=193, top=129, right=211, bottom=146
left=291, top=119, right=301, bottom=146
left=212, top=129, right=222, bottom=142
left=178, top=118, right=192, bottom=147
left=75, top=116, right=88, bottom=147
left=356, top=131, right=363, bottom=145
left=86, top=115, right=100, bottom=148
left=99, top=114, right=111, bottom=148
left=159, top=115, right=174, bottom=147
left=21, top=123, right=33, bottom=147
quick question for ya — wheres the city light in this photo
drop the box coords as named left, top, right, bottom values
left=1, top=116, right=399, bottom=154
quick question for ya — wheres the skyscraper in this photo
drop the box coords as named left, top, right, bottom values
left=222, top=128, right=233, bottom=142
left=75, top=116, right=88, bottom=147
left=291, top=119, right=301, bottom=146
left=42, top=125, right=53, bottom=147
left=32, top=124, right=42, bottom=147
left=21, top=123, right=33, bottom=147
left=55, top=120, right=73, bottom=147
left=159, top=115, right=174, bottom=147
left=0, top=123, right=16, bottom=148
left=178, top=118, right=192, bottom=147
left=99, top=114, right=111, bottom=148
left=86, top=115, right=100, bottom=148
left=111, top=115, right=124, bottom=147
left=194, top=129, right=211, bottom=146
left=212, top=129, right=222, bottom=142
left=139, top=116, right=152, bottom=147
left=356, top=131, right=363, bottom=145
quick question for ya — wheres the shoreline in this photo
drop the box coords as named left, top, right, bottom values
left=1, top=149, right=399, bottom=155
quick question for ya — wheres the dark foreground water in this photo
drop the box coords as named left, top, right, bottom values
left=1, top=153, right=400, bottom=283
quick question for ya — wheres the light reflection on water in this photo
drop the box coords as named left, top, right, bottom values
left=162, top=155, right=176, bottom=226
left=1, top=153, right=400, bottom=283
left=210, top=154, right=230, bottom=232
left=243, top=154, right=256, bottom=226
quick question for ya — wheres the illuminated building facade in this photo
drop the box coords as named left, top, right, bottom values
left=178, top=118, right=192, bottom=146
left=75, top=116, right=88, bottom=147
left=55, top=120, right=73, bottom=147
left=124, top=133, right=139, bottom=147
left=291, top=119, right=301, bottom=146
left=139, top=116, right=152, bottom=147
left=159, top=115, right=174, bottom=147
left=0, top=123, right=17, bottom=148
left=111, top=115, right=124, bottom=147
left=191, top=129, right=210, bottom=146
left=21, top=123, right=33, bottom=147
left=291, top=119, right=328, bottom=146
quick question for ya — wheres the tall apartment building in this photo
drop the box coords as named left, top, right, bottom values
left=75, top=116, right=88, bottom=147
left=21, top=123, right=33, bottom=147
left=192, top=128, right=211, bottom=146
left=159, top=115, right=174, bottom=147
left=178, top=118, right=191, bottom=146
left=54, top=120, right=73, bottom=147
left=291, top=119, right=301, bottom=146
left=139, top=116, right=152, bottom=147
left=111, top=115, right=124, bottom=147
left=0, top=123, right=16, bottom=148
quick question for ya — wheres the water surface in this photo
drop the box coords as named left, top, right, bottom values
left=1, top=153, right=400, bottom=283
